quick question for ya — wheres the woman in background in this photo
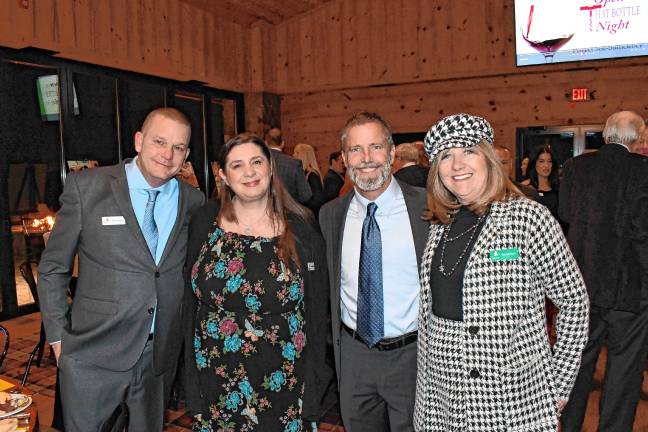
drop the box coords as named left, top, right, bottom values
left=522, top=146, right=561, bottom=224
left=519, top=156, right=530, bottom=181
left=185, top=133, right=333, bottom=431
left=293, top=143, right=325, bottom=217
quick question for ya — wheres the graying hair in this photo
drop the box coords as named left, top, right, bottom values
left=603, top=111, right=644, bottom=145
left=339, top=112, right=394, bottom=150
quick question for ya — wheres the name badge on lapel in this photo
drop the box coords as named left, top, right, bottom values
left=102, top=216, right=126, bottom=226
left=307, top=262, right=316, bottom=271
left=489, top=248, right=520, bottom=261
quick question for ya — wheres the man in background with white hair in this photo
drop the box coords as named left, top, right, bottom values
left=560, top=110, right=648, bottom=432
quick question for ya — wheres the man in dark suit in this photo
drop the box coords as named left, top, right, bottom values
left=319, top=112, right=427, bottom=432
left=37, top=108, right=205, bottom=431
left=323, top=150, right=346, bottom=201
left=393, top=142, right=428, bottom=188
left=560, top=110, right=648, bottom=432
left=265, top=127, right=312, bottom=203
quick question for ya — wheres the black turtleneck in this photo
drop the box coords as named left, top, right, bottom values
left=430, top=207, right=487, bottom=321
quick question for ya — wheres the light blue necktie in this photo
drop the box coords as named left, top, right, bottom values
left=357, top=202, right=384, bottom=347
left=142, top=190, right=160, bottom=261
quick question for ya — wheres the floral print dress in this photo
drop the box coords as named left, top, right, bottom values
left=191, top=225, right=307, bottom=432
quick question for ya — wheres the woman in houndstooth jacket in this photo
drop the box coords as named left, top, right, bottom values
left=413, top=113, right=589, bottom=432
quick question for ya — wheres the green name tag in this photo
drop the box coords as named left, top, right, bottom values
left=489, top=248, right=520, bottom=261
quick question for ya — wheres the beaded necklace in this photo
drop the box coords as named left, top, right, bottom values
left=438, top=210, right=487, bottom=277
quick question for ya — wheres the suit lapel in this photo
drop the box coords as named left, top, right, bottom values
left=110, top=165, right=153, bottom=262
left=399, top=181, right=428, bottom=269
left=332, top=192, right=355, bottom=305
left=158, top=181, right=187, bottom=266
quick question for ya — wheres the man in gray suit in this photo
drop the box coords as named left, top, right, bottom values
left=319, top=112, right=427, bottom=431
left=37, top=107, right=205, bottom=431
left=265, top=127, right=312, bottom=203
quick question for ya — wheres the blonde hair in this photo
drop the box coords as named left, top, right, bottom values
left=293, top=143, right=322, bottom=182
left=425, top=140, right=523, bottom=224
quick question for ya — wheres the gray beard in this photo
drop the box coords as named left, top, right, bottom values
left=348, top=161, right=392, bottom=192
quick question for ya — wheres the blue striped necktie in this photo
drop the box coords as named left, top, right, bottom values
left=357, top=202, right=384, bottom=347
left=142, top=190, right=160, bottom=261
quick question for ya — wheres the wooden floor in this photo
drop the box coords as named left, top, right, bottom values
left=2, top=313, right=648, bottom=431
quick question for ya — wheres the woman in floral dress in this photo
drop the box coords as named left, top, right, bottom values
left=184, top=133, right=333, bottom=432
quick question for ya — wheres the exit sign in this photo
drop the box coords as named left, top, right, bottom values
left=572, top=88, right=589, bottom=101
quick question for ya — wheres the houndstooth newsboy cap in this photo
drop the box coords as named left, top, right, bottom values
left=424, top=113, right=494, bottom=162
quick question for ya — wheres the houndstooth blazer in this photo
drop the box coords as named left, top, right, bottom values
left=414, top=197, right=589, bottom=432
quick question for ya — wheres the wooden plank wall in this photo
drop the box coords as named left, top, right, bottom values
left=282, top=63, right=648, bottom=168
left=265, top=0, right=520, bottom=93
left=267, top=0, right=648, bottom=167
left=0, top=0, right=250, bottom=91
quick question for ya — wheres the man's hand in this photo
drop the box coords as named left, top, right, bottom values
left=51, top=343, right=61, bottom=365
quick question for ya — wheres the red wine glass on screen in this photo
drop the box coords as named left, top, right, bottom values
left=521, top=4, right=574, bottom=63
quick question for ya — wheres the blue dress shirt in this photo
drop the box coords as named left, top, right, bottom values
left=340, top=177, right=420, bottom=337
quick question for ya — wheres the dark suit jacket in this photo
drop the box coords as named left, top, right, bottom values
left=559, top=144, right=648, bottom=312
left=318, top=179, right=428, bottom=383
left=37, top=162, right=204, bottom=373
left=184, top=201, right=334, bottom=421
left=394, top=164, right=429, bottom=188
left=304, top=171, right=325, bottom=218
left=271, top=149, right=312, bottom=203
left=322, top=169, right=345, bottom=202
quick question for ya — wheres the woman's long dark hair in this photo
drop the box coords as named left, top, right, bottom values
left=526, top=146, right=560, bottom=191
left=217, top=132, right=310, bottom=268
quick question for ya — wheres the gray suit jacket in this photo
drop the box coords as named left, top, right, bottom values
left=37, top=162, right=204, bottom=373
left=318, top=179, right=428, bottom=383
left=271, top=149, right=312, bottom=203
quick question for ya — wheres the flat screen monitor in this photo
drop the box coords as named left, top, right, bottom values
left=515, top=0, right=648, bottom=66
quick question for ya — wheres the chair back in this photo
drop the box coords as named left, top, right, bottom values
left=0, top=325, right=9, bottom=370
left=19, top=261, right=40, bottom=306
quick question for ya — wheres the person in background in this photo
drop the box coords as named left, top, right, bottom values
left=519, top=156, right=530, bottom=181
left=185, top=133, right=333, bottom=431
left=414, top=113, right=588, bottom=431
left=37, top=108, right=205, bottom=431
left=319, top=112, right=428, bottom=432
left=494, top=145, right=539, bottom=200
left=323, top=151, right=346, bottom=202
left=414, top=141, right=430, bottom=168
left=630, top=119, right=648, bottom=157
left=293, top=143, right=325, bottom=217
left=394, top=143, right=428, bottom=188
left=265, top=127, right=312, bottom=204
left=521, top=146, right=562, bottom=224
left=560, top=110, right=648, bottom=432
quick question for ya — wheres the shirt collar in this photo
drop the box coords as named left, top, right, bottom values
left=609, top=142, right=630, bottom=152
left=125, top=156, right=175, bottom=194
left=353, top=176, right=400, bottom=215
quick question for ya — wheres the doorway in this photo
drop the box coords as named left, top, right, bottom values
left=515, top=125, right=605, bottom=182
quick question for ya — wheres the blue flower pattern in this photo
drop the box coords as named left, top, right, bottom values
left=282, top=343, right=296, bottom=362
left=245, top=294, right=261, bottom=313
left=224, top=334, right=242, bottom=353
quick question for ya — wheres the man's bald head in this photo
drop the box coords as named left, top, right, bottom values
left=494, top=146, right=513, bottom=178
